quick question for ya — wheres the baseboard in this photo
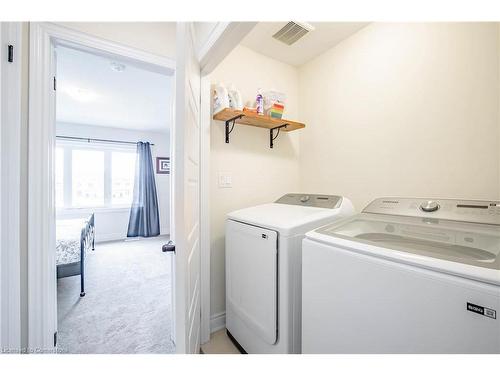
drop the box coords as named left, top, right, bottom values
left=97, top=232, right=170, bottom=244
left=95, top=232, right=126, bottom=243
left=210, top=312, right=226, bottom=333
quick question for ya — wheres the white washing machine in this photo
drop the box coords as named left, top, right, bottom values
left=225, top=193, right=354, bottom=353
left=302, top=197, right=500, bottom=353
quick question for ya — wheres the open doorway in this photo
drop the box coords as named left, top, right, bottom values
left=27, top=22, right=251, bottom=354
left=52, top=44, right=174, bottom=353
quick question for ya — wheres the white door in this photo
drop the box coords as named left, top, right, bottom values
left=173, top=22, right=202, bottom=354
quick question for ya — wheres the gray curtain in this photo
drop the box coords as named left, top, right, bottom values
left=127, top=142, right=160, bottom=237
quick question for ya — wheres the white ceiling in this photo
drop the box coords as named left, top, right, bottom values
left=56, top=46, right=173, bottom=132
left=241, top=22, right=369, bottom=66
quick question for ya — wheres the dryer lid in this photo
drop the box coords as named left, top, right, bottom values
left=227, top=197, right=350, bottom=237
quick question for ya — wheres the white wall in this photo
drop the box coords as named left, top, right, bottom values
left=55, top=22, right=176, bottom=59
left=56, top=122, right=171, bottom=242
left=299, top=23, right=500, bottom=210
left=209, top=45, right=300, bottom=321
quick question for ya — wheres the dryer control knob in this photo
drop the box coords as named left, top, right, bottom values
left=300, top=195, right=310, bottom=203
left=420, top=200, right=440, bottom=212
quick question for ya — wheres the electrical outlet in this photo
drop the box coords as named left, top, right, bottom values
left=218, top=173, right=232, bottom=188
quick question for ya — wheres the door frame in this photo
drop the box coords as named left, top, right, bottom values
left=27, top=22, right=175, bottom=352
left=196, top=22, right=257, bottom=344
left=0, top=22, right=22, bottom=353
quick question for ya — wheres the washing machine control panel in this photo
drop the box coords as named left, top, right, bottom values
left=420, top=200, right=440, bottom=212
left=363, top=197, right=500, bottom=225
left=275, top=193, right=342, bottom=209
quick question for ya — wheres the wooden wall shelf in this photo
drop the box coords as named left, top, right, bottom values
left=213, top=108, right=305, bottom=148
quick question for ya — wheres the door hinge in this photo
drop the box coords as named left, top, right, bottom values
left=8, top=45, right=13, bottom=63
left=53, top=77, right=57, bottom=91
left=53, top=331, right=57, bottom=347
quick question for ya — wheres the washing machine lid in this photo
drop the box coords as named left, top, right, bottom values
left=307, top=197, right=500, bottom=285
left=314, top=213, right=500, bottom=269
left=227, top=194, right=348, bottom=237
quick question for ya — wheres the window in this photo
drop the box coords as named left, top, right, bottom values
left=72, top=150, right=105, bottom=207
left=55, top=142, right=137, bottom=209
left=112, top=152, right=136, bottom=205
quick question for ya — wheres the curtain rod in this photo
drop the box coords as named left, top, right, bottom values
left=56, top=135, right=155, bottom=146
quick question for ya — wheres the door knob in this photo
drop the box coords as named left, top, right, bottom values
left=162, top=240, right=175, bottom=253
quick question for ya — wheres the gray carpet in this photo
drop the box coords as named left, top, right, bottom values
left=57, top=236, right=175, bottom=354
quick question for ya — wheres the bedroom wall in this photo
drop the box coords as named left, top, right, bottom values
left=56, top=122, right=171, bottom=242
left=208, top=45, right=300, bottom=329
left=298, top=23, right=500, bottom=211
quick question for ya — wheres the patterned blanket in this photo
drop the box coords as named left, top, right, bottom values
left=56, top=218, right=89, bottom=265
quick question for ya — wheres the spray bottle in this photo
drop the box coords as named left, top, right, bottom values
left=256, top=88, right=264, bottom=115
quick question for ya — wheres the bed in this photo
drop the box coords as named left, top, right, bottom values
left=56, top=214, right=95, bottom=297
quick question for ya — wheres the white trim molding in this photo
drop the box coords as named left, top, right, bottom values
left=200, top=75, right=211, bottom=345
left=27, top=22, right=176, bottom=353
left=0, top=22, right=22, bottom=354
left=210, top=312, right=226, bottom=334
left=28, top=22, right=57, bottom=353
left=41, top=23, right=175, bottom=75
left=198, top=22, right=257, bottom=75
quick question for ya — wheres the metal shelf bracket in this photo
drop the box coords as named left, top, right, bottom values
left=221, top=112, right=288, bottom=149
left=225, top=114, right=244, bottom=144
left=270, top=124, right=288, bottom=148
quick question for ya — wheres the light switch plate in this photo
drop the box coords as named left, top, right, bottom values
left=218, top=173, right=232, bottom=188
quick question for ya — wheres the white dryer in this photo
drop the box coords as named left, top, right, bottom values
left=302, top=197, right=500, bottom=353
left=225, top=193, right=354, bottom=353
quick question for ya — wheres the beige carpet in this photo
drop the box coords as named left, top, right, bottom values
left=57, top=236, right=175, bottom=354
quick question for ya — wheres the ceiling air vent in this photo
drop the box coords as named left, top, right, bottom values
left=272, top=22, right=315, bottom=46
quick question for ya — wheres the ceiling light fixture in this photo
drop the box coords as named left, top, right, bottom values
left=110, top=61, right=126, bottom=72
